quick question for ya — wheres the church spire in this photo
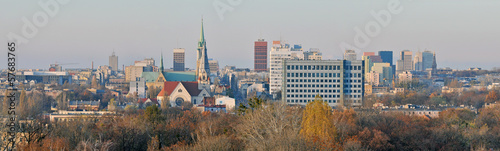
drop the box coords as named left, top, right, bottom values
left=199, top=18, right=205, bottom=46
left=160, top=52, right=164, bottom=72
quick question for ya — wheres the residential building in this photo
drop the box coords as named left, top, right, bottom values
left=344, top=50, right=357, bottom=61
left=129, top=77, right=146, bottom=98
left=208, top=58, right=219, bottom=74
left=282, top=60, right=364, bottom=107
left=173, top=48, right=185, bottom=71
left=254, top=39, right=268, bottom=72
left=269, top=41, right=304, bottom=96
left=398, top=71, right=413, bottom=83
left=304, top=48, right=322, bottom=60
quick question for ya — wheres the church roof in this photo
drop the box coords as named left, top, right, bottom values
left=157, top=81, right=202, bottom=98
left=142, top=71, right=196, bottom=83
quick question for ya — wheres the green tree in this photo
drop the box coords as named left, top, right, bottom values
left=144, top=105, right=162, bottom=125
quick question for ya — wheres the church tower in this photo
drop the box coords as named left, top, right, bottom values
left=197, top=19, right=211, bottom=91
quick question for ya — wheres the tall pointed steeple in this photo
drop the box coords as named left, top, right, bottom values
left=197, top=18, right=211, bottom=91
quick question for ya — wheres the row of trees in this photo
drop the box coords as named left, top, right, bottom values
left=3, top=94, right=500, bottom=150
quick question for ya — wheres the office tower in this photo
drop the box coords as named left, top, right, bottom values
left=173, top=48, right=185, bottom=71
left=378, top=51, right=393, bottom=66
left=401, top=50, right=413, bottom=71
left=269, top=41, right=304, bottom=96
left=254, top=39, right=268, bottom=72
left=422, top=51, right=434, bottom=71
left=197, top=19, right=211, bottom=91
left=303, top=48, right=323, bottom=60
left=109, top=52, right=118, bottom=72
left=344, top=50, right=357, bottom=61
left=208, top=58, right=219, bottom=74
left=282, top=60, right=364, bottom=107
left=414, top=52, right=423, bottom=71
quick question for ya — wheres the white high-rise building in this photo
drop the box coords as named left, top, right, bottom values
left=282, top=60, right=364, bottom=107
left=269, top=41, right=304, bottom=96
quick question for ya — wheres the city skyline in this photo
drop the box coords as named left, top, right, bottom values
left=1, top=0, right=500, bottom=70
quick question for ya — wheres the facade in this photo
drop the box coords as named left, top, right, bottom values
left=422, top=51, right=434, bottom=71
left=157, top=81, right=210, bottom=107
left=366, top=71, right=380, bottom=86
left=68, top=100, right=100, bottom=111
left=344, top=50, right=357, bottom=61
left=125, top=66, right=144, bottom=82
left=282, top=60, right=364, bottom=107
left=400, top=50, right=413, bottom=71
left=304, top=48, right=323, bottom=60
left=378, top=51, right=393, bottom=66
left=254, top=39, right=268, bottom=72
left=129, top=77, right=146, bottom=98
left=269, top=41, right=304, bottom=95
left=16, top=71, right=72, bottom=85
left=109, top=52, right=118, bottom=72
left=208, top=59, right=219, bottom=74
left=173, top=48, right=185, bottom=71
left=398, top=71, right=413, bottom=83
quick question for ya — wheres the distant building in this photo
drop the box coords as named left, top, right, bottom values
left=208, top=58, right=219, bottom=74
left=129, top=77, right=146, bottom=98
left=254, top=39, right=268, bottom=72
left=398, top=71, right=413, bottom=83
left=282, top=60, right=364, bottom=107
left=109, top=52, right=118, bottom=72
left=304, top=48, right=322, bottom=60
left=16, top=71, right=72, bottom=85
left=414, top=51, right=434, bottom=71
left=125, top=66, right=144, bottom=82
left=397, top=50, right=413, bottom=72
left=68, top=100, right=100, bottom=111
left=269, top=41, right=304, bottom=96
left=344, top=50, right=357, bottom=61
left=173, top=48, right=185, bottom=71
left=157, top=81, right=210, bottom=107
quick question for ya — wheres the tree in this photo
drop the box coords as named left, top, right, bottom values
left=485, top=90, right=498, bottom=103
left=300, top=95, right=337, bottom=149
left=160, top=94, right=170, bottom=110
left=144, top=105, right=162, bottom=125
left=19, top=90, right=27, bottom=118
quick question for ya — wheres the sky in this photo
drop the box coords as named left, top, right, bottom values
left=1, top=0, right=500, bottom=70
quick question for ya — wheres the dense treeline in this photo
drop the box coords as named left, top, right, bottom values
left=2, top=95, right=500, bottom=150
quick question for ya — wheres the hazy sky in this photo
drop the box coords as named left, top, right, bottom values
left=1, top=0, right=500, bottom=70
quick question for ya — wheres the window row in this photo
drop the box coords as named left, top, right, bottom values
left=287, top=65, right=362, bottom=71
left=287, top=89, right=340, bottom=93
left=287, top=79, right=341, bottom=83
left=287, top=72, right=362, bottom=78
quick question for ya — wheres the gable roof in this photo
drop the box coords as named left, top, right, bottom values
left=138, top=98, right=159, bottom=105
left=158, top=81, right=181, bottom=97
left=181, top=82, right=202, bottom=96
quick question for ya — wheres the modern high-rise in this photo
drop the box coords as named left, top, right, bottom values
left=396, top=50, right=413, bottom=73
left=421, top=51, right=434, bottom=71
left=378, top=51, right=393, bottom=66
left=303, top=48, right=322, bottom=60
left=269, top=41, right=304, bottom=96
left=254, top=39, right=268, bottom=72
left=282, top=60, right=364, bottom=107
left=344, top=50, right=357, bottom=61
left=109, top=52, right=118, bottom=72
left=173, top=48, right=185, bottom=71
